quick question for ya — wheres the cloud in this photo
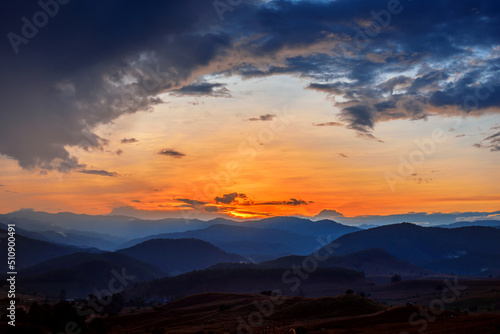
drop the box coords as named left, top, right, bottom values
left=204, top=206, right=220, bottom=213
left=338, top=153, right=348, bottom=158
left=78, top=169, right=119, bottom=177
left=0, top=0, right=227, bottom=171
left=176, top=198, right=207, bottom=206
left=248, top=114, right=276, bottom=121
left=257, top=198, right=310, bottom=206
left=115, top=149, right=124, bottom=155
left=215, top=192, right=247, bottom=205
left=121, top=138, right=138, bottom=144
left=2, top=0, right=500, bottom=172
left=474, top=131, right=500, bottom=152
left=313, top=122, right=343, bottom=127
left=131, top=200, right=141, bottom=203
left=158, top=149, right=185, bottom=158
left=314, top=209, right=345, bottom=220
left=170, top=82, right=231, bottom=97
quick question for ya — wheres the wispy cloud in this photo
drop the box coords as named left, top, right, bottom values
left=256, top=198, right=311, bottom=206
left=248, top=114, right=276, bottom=121
left=121, top=138, right=138, bottom=144
left=176, top=198, right=208, bottom=206
left=78, top=169, right=119, bottom=177
left=313, top=122, right=343, bottom=127
left=474, top=130, right=500, bottom=152
left=158, top=149, right=185, bottom=158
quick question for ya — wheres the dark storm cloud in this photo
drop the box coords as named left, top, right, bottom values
left=121, top=138, right=138, bottom=144
left=170, top=82, right=231, bottom=97
left=158, top=149, right=185, bottom=158
left=248, top=114, right=276, bottom=121
left=2, top=0, right=500, bottom=171
left=0, top=0, right=227, bottom=171
left=78, top=169, right=119, bottom=177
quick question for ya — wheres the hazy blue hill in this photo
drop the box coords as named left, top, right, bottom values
left=0, top=222, right=125, bottom=251
left=1, top=210, right=359, bottom=242
left=1, top=209, right=212, bottom=238
left=319, top=224, right=500, bottom=275
left=437, top=219, right=500, bottom=228
left=0, top=227, right=82, bottom=270
left=119, top=224, right=320, bottom=259
left=117, top=238, right=244, bottom=275
left=248, top=216, right=360, bottom=238
left=214, top=248, right=429, bottom=278
left=421, top=252, right=500, bottom=277
left=19, top=251, right=165, bottom=278
left=16, top=252, right=165, bottom=298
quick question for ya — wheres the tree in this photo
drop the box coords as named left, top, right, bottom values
left=391, top=274, right=402, bottom=283
left=345, top=289, right=354, bottom=295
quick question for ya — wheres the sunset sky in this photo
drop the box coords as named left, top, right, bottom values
left=1, top=0, right=499, bottom=220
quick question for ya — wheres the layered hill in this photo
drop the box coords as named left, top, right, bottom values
left=117, top=238, right=244, bottom=275
left=119, top=224, right=321, bottom=260
left=126, top=266, right=367, bottom=300
left=318, top=223, right=500, bottom=276
left=0, top=227, right=86, bottom=270
left=14, top=252, right=165, bottom=298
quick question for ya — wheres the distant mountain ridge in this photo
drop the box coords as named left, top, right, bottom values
left=1, top=210, right=359, bottom=241
left=117, top=238, right=244, bottom=275
left=0, top=227, right=90, bottom=270
left=319, top=223, right=500, bottom=276
left=209, top=248, right=430, bottom=282
left=120, top=224, right=323, bottom=259
left=15, top=252, right=165, bottom=298
left=437, top=219, right=500, bottom=228
left=0, top=222, right=124, bottom=251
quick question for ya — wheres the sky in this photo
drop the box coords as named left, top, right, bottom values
left=0, top=0, right=499, bottom=220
